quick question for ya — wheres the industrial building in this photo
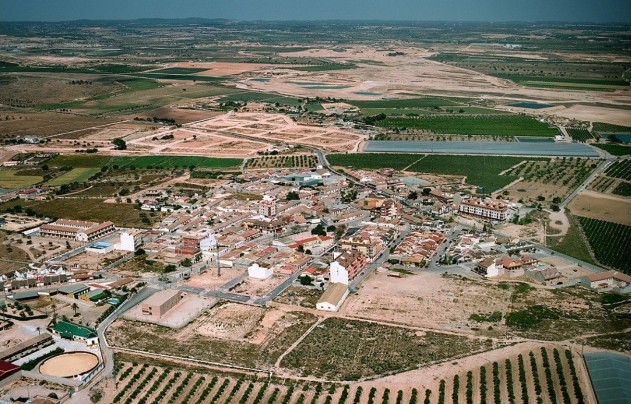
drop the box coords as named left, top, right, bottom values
left=316, top=283, right=349, bottom=312
left=141, top=289, right=183, bottom=317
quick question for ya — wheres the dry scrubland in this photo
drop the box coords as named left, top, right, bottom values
left=344, top=271, right=631, bottom=341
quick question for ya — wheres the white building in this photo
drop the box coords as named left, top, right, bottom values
left=316, top=283, right=349, bottom=312
left=248, top=263, right=273, bottom=280
left=329, top=261, right=349, bottom=285
left=259, top=195, right=277, bottom=218
left=459, top=198, right=508, bottom=221
left=119, top=229, right=144, bottom=252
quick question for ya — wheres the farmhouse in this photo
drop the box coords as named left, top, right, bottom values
left=58, top=283, right=90, bottom=299
left=316, top=283, right=349, bottom=312
left=39, top=219, right=116, bottom=242
left=459, top=198, right=508, bottom=221
left=0, top=333, right=54, bottom=362
left=141, top=289, right=183, bottom=317
left=51, top=321, right=98, bottom=345
left=582, top=271, right=631, bottom=292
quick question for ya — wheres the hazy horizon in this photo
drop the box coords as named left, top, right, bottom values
left=2, top=0, right=631, bottom=23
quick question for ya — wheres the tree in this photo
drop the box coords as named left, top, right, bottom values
left=311, top=224, right=327, bottom=236
left=135, top=248, right=146, bottom=256
left=326, top=225, right=336, bottom=232
left=299, top=275, right=313, bottom=286
left=407, top=191, right=419, bottom=200
left=286, top=191, right=300, bottom=201
left=71, top=302, right=79, bottom=315
left=181, top=258, right=192, bottom=267
left=112, top=138, right=127, bottom=150
left=163, top=264, right=176, bottom=273
left=334, top=224, right=347, bottom=240
left=422, top=187, right=432, bottom=196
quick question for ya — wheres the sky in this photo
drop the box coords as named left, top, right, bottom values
left=1, top=0, right=630, bottom=22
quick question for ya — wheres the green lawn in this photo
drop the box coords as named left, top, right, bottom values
left=376, top=115, right=559, bottom=136
left=107, top=156, right=242, bottom=169
left=46, top=168, right=100, bottom=186
left=0, top=170, right=42, bottom=189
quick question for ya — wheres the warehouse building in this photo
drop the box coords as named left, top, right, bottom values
left=141, top=289, right=183, bottom=317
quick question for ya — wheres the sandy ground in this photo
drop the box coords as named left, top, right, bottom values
left=184, top=267, right=245, bottom=289
left=196, top=303, right=265, bottom=340
left=232, top=274, right=290, bottom=297
left=552, top=105, right=631, bottom=127
left=568, top=190, right=631, bottom=225
left=123, top=294, right=215, bottom=329
left=170, top=62, right=273, bottom=76
left=39, top=352, right=99, bottom=377
left=341, top=269, right=513, bottom=335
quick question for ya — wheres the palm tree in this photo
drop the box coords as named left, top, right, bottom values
left=36, top=326, right=41, bottom=335
left=50, top=303, right=57, bottom=316
left=71, top=302, right=79, bottom=315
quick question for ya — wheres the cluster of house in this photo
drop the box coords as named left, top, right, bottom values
left=390, top=231, right=444, bottom=267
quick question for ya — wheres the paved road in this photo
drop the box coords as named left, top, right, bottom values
left=93, top=287, right=159, bottom=384
left=560, top=157, right=615, bottom=208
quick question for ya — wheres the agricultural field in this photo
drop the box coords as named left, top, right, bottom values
left=46, top=154, right=112, bottom=168
left=0, top=198, right=157, bottom=228
left=45, top=167, right=100, bottom=186
left=577, top=216, right=631, bottom=273
left=593, top=144, right=631, bottom=156
left=217, top=91, right=302, bottom=107
left=348, top=98, right=463, bottom=109
left=592, top=122, right=631, bottom=134
left=245, top=154, right=318, bottom=169
left=327, top=153, right=422, bottom=171
left=548, top=215, right=596, bottom=265
left=604, top=159, right=631, bottom=180
left=0, top=169, right=42, bottom=189
left=503, top=158, right=598, bottom=205
left=612, top=182, right=631, bottom=197
left=107, top=309, right=318, bottom=369
left=566, top=128, right=593, bottom=142
left=408, top=155, right=542, bottom=192
left=282, top=317, right=493, bottom=381
left=0, top=232, right=31, bottom=275
left=375, top=115, right=559, bottom=137
left=107, top=156, right=242, bottom=169
left=107, top=345, right=587, bottom=404
left=0, top=110, right=114, bottom=138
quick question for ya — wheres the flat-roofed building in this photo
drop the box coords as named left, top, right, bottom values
left=141, top=289, right=183, bottom=317
left=316, top=283, right=349, bottom=312
left=459, top=198, right=508, bottom=221
left=40, top=219, right=115, bottom=242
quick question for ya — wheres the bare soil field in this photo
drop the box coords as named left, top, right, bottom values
left=0, top=73, right=122, bottom=105
left=553, top=105, right=631, bottom=126
left=125, top=107, right=221, bottom=123
left=0, top=110, right=115, bottom=138
left=232, top=274, right=290, bottom=297
left=107, top=307, right=318, bottom=368
left=170, top=62, right=271, bottom=76
left=184, top=268, right=248, bottom=290
left=568, top=190, right=631, bottom=225
left=343, top=269, right=513, bottom=335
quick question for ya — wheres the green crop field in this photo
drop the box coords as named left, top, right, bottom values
left=147, top=67, right=208, bottom=74
left=577, top=216, right=631, bottom=273
left=605, top=160, right=631, bottom=181
left=45, top=168, right=100, bottom=186
left=326, top=153, right=423, bottom=171
left=408, top=155, right=545, bottom=192
left=612, top=182, right=631, bottom=197
left=592, top=122, right=631, bottom=133
left=133, top=73, right=222, bottom=82
left=349, top=97, right=462, bottom=109
left=495, top=74, right=629, bottom=89
left=566, top=128, right=593, bottom=142
left=47, top=154, right=111, bottom=168
left=376, top=115, right=559, bottom=136
left=217, top=91, right=302, bottom=106
left=107, top=156, right=242, bottom=169
left=593, top=144, right=631, bottom=156
left=289, top=64, right=356, bottom=72
left=0, top=170, right=42, bottom=189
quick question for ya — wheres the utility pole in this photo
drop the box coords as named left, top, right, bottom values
left=216, top=240, right=221, bottom=278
